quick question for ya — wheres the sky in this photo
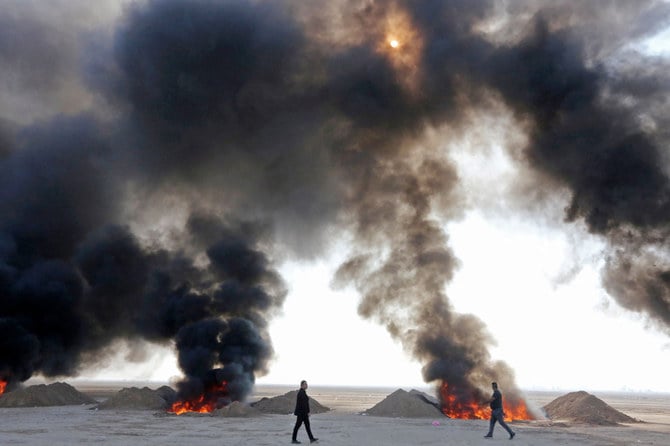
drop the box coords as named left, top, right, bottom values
left=2, top=0, right=670, bottom=402
left=90, top=20, right=670, bottom=392
left=265, top=224, right=670, bottom=393
left=86, top=152, right=670, bottom=393
left=264, top=16, right=670, bottom=394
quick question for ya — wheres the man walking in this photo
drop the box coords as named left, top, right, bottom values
left=485, top=382, right=515, bottom=440
left=292, top=380, right=318, bottom=444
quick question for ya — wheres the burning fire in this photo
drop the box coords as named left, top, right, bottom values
left=439, top=382, right=533, bottom=421
left=169, top=381, right=229, bottom=415
left=0, top=380, right=6, bottom=396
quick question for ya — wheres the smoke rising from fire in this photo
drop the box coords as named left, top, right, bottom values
left=0, top=0, right=668, bottom=407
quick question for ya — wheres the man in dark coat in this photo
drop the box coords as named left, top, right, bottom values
left=485, top=382, right=515, bottom=439
left=292, top=380, right=318, bottom=444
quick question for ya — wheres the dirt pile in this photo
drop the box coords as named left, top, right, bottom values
left=363, top=389, right=443, bottom=418
left=155, top=385, right=178, bottom=404
left=213, top=401, right=262, bottom=417
left=543, top=391, right=638, bottom=425
left=409, top=389, right=440, bottom=406
left=251, top=390, right=330, bottom=414
left=95, top=386, right=176, bottom=410
left=0, top=382, right=97, bottom=407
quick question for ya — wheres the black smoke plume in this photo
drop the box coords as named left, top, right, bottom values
left=0, top=0, right=668, bottom=412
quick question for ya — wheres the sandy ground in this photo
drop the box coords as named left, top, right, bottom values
left=0, top=384, right=668, bottom=446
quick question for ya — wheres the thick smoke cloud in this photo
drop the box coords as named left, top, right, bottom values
left=0, top=0, right=125, bottom=124
left=108, top=0, right=344, bottom=255
left=1, top=117, right=119, bottom=261
left=0, top=0, right=668, bottom=410
left=481, top=9, right=670, bottom=333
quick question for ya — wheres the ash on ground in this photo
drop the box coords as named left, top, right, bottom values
left=543, top=391, right=640, bottom=426
left=0, top=382, right=97, bottom=407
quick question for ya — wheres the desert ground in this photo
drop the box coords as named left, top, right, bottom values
left=0, top=383, right=668, bottom=445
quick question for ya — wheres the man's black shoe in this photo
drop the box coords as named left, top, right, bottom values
left=509, top=432, right=516, bottom=440
left=292, top=441, right=301, bottom=444
left=484, top=434, right=492, bottom=438
left=310, top=439, right=319, bottom=443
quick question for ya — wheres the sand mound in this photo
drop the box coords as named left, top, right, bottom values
left=251, top=390, right=330, bottom=414
left=543, top=391, right=638, bottom=425
left=0, top=382, right=97, bottom=407
left=95, top=386, right=174, bottom=410
left=155, top=385, right=177, bottom=404
left=214, top=401, right=263, bottom=417
left=363, top=389, right=443, bottom=418
left=409, top=389, right=440, bottom=406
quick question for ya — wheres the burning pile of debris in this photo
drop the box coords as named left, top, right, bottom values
left=363, top=389, right=442, bottom=418
left=158, top=400, right=262, bottom=418
left=543, top=391, right=639, bottom=425
left=92, top=384, right=263, bottom=417
left=251, top=390, right=330, bottom=415
left=0, top=382, right=96, bottom=407
left=437, top=381, right=534, bottom=420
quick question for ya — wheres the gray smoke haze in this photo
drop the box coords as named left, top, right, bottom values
left=0, top=0, right=668, bottom=409
left=0, top=0, right=126, bottom=125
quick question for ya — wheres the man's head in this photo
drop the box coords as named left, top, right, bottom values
left=301, top=380, right=308, bottom=389
left=492, top=382, right=498, bottom=390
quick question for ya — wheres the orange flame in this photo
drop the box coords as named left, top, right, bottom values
left=0, top=380, right=6, bottom=396
left=169, top=381, right=229, bottom=415
left=501, top=397, right=533, bottom=421
left=439, top=381, right=533, bottom=421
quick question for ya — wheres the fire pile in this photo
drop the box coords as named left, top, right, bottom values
left=439, top=381, right=533, bottom=421
left=0, top=379, right=6, bottom=396
left=169, top=380, right=230, bottom=415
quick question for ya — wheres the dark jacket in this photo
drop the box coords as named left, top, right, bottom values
left=294, top=388, right=310, bottom=416
left=490, top=389, right=503, bottom=410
